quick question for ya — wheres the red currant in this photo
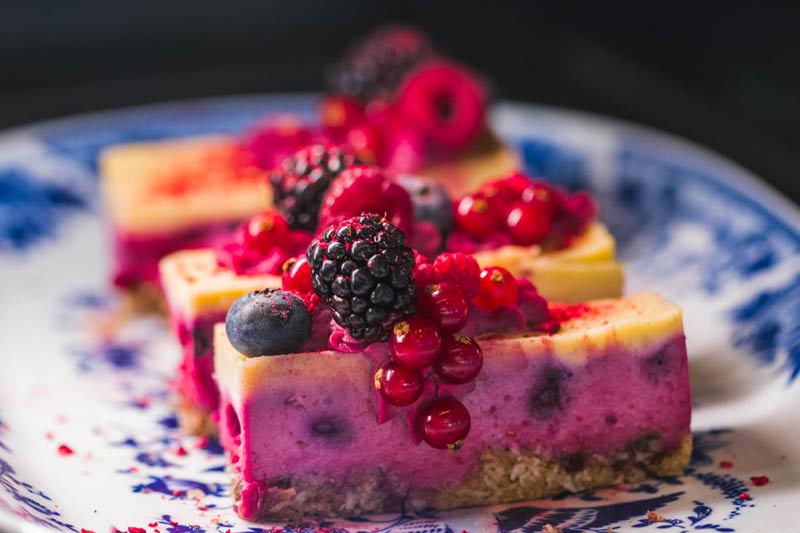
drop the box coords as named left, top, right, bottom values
left=521, top=181, right=564, bottom=214
left=505, top=201, right=552, bottom=245
left=419, top=283, right=469, bottom=332
left=244, top=211, right=290, bottom=252
left=474, top=266, right=518, bottom=312
left=435, top=333, right=483, bottom=384
left=419, top=396, right=471, bottom=450
left=282, top=257, right=314, bottom=296
left=374, top=361, right=424, bottom=407
left=432, top=252, right=481, bottom=299
left=455, top=194, right=499, bottom=239
left=390, top=317, right=442, bottom=370
left=482, top=173, right=532, bottom=202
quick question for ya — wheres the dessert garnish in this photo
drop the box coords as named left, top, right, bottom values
left=452, top=173, right=597, bottom=251
left=270, top=144, right=362, bottom=231
left=397, top=174, right=454, bottom=255
left=307, top=214, right=417, bottom=343
left=215, top=210, right=311, bottom=276
left=224, top=289, right=310, bottom=357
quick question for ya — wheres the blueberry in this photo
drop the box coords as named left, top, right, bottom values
left=528, top=365, right=571, bottom=419
left=398, top=174, right=454, bottom=238
left=308, top=414, right=352, bottom=445
left=225, top=289, right=311, bottom=357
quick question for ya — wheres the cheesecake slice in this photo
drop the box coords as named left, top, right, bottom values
left=214, top=291, right=691, bottom=520
left=100, top=136, right=269, bottom=309
left=160, top=215, right=621, bottom=434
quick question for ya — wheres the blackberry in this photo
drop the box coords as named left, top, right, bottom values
left=307, top=214, right=416, bottom=343
left=270, top=144, right=360, bottom=232
left=327, top=25, right=434, bottom=102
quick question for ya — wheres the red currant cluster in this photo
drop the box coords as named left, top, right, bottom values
left=215, top=210, right=312, bottom=276
left=454, top=173, right=597, bottom=249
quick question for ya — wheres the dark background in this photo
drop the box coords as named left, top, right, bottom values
left=2, top=1, right=799, bottom=204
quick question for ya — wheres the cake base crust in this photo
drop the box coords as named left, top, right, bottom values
left=230, top=433, right=692, bottom=521
left=120, top=283, right=165, bottom=314
left=175, top=394, right=218, bottom=437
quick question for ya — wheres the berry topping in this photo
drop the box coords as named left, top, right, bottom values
left=419, top=396, right=471, bottom=450
left=419, top=282, right=470, bottom=333
left=474, top=266, right=518, bottom=312
left=374, top=361, right=424, bottom=407
left=270, top=144, right=361, bottom=232
left=390, top=317, right=442, bottom=370
left=432, top=252, right=481, bottom=299
left=225, top=289, right=311, bottom=357
left=318, top=165, right=415, bottom=237
left=328, top=25, right=434, bottom=102
left=455, top=194, right=500, bottom=240
left=241, top=117, right=315, bottom=171
left=397, top=60, right=486, bottom=151
left=434, top=333, right=483, bottom=384
left=282, top=257, right=315, bottom=301
left=397, top=174, right=454, bottom=241
left=320, top=95, right=365, bottom=136
left=216, top=211, right=311, bottom=276
left=505, top=201, right=553, bottom=245
left=307, top=214, right=416, bottom=343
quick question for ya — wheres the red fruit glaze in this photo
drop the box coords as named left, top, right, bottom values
left=374, top=361, right=424, bottom=407
left=320, top=95, right=364, bottom=136
left=475, top=267, right=518, bottom=312
left=419, top=283, right=469, bottom=332
left=505, top=201, right=553, bottom=245
left=432, top=252, right=481, bottom=299
left=318, top=165, right=415, bottom=237
left=435, top=333, right=483, bottom=384
left=419, top=396, right=471, bottom=450
left=455, top=194, right=499, bottom=239
left=398, top=61, right=486, bottom=151
left=390, top=317, right=442, bottom=370
left=282, top=257, right=314, bottom=296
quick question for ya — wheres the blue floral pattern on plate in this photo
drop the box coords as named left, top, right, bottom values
left=1, top=96, right=798, bottom=532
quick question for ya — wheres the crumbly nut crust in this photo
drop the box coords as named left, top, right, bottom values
left=175, top=394, right=218, bottom=437
left=231, top=433, right=692, bottom=521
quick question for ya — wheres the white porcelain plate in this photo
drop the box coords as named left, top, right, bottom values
left=1, top=95, right=799, bottom=533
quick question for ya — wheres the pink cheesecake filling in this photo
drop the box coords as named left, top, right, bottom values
left=112, top=222, right=237, bottom=289
left=219, top=333, right=689, bottom=520
left=171, top=311, right=228, bottom=413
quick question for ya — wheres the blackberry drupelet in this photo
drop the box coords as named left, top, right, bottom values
left=270, top=144, right=360, bottom=232
left=327, top=25, right=434, bottom=102
left=307, top=214, right=416, bottom=343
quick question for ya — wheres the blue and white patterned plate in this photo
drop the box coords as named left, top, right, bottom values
left=1, top=95, right=799, bottom=533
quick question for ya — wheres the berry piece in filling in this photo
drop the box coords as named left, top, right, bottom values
left=397, top=60, right=486, bottom=152
left=419, top=396, right=471, bottom=450
left=307, top=214, right=416, bottom=343
left=225, top=289, right=310, bottom=357
left=327, top=25, right=434, bottom=102
left=474, top=266, right=518, bottom=312
left=318, top=165, right=415, bottom=237
left=270, top=144, right=361, bottom=232
left=419, top=282, right=470, bottom=333
left=374, top=361, right=424, bottom=407
left=390, top=316, right=442, bottom=370
left=434, top=333, right=483, bottom=384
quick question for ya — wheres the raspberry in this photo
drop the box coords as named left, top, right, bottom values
left=397, top=60, right=486, bottom=151
left=307, top=214, right=416, bottom=343
left=432, top=252, right=481, bottom=299
left=270, top=144, right=361, bottom=232
left=241, top=117, right=315, bottom=171
left=318, top=165, right=415, bottom=237
left=328, top=25, right=434, bottom=102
